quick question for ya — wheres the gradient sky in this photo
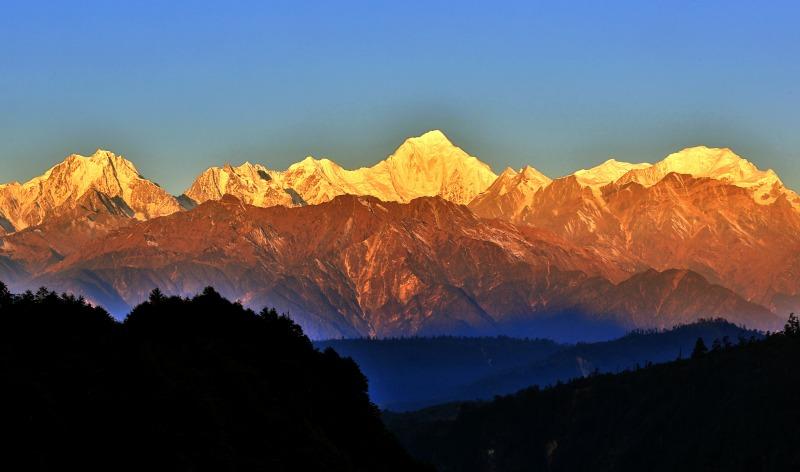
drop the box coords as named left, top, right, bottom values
left=1, top=0, right=799, bottom=193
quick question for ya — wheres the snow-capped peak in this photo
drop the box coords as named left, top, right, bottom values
left=498, top=167, right=518, bottom=178
left=659, top=146, right=777, bottom=186
left=617, top=146, right=796, bottom=208
left=288, top=156, right=321, bottom=171
left=376, top=130, right=497, bottom=204
left=573, top=158, right=651, bottom=188
left=29, top=150, right=145, bottom=196
left=287, top=156, right=343, bottom=175
left=0, top=150, right=181, bottom=231
left=519, top=165, right=552, bottom=185
left=414, top=129, right=452, bottom=145
left=468, top=163, right=550, bottom=219
left=387, top=130, right=469, bottom=166
left=618, top=146, right=773, bottom=187
left=184, top=160, right=297, bottom=208
left=181, top=130, right=497, bottom=207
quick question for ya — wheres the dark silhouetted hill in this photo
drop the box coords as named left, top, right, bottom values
left=386, top=318, right=800, bottom=472
left=0, top=282, right=428, bottom=471
left=320, top=320, right=759, bottom=411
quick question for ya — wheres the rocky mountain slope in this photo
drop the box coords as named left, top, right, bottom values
left=0, top=150, right=182, bottom=232
left=469, top=166, right=551, bottom=220
left=470, top=147, right=800, bottom=315
left=617, top=146, right=800, bottom=208
left=1, top=136, right=796, bottom=338
left=8, top=194, right=775, bottom=339
left=573, top=158, right=651, bottom=188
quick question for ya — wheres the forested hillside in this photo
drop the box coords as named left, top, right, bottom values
left=387, top=318, right=800, bottom=471
left=321, top=320, right=759, bottom=410
left=0, top=282, right=427, bottom=471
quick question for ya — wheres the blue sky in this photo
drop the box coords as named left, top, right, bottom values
left=1, top=0, right=798, bottom=193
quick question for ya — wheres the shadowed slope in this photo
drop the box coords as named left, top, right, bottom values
left=0, top=282, right=427, bottom=471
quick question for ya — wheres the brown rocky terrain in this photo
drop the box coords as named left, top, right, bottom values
left=0, top=195, right=774, bottom=339
left=0, top=139, right=794, bottom=339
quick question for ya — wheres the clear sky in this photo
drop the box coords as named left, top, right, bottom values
left=1, top=0, right=798, bottom=194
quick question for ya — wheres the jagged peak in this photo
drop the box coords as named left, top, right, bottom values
left=519, top=165, right=551, bottom=183
left=90, top=148, right=120, bottom=159
left=388, top=130, right=468, bottom=164
left=234, top=160, right=255, bottom=169
left=498, top=167, right=518, bottom=178
left=23, top=149, right=144, bottom=190
left=623, top=146, right=782, bottom=188
left=665, top=146, right=781, bottom=183
left=287, top=155, right=343, bottom=174
left=573, top=158, right=650, bottom=187
left=0, top=149, right=182, bottom=231
left=662, top=146, right=748, bottom=171
left=610, top=145, right=797, bottom=209
left=69, top=149, right=136, bottom=170
left=230, top=161, right=270, bottom=173
left=288, top=155, right=322, bottom=170
left=413, top=129, right=452, bottom=145
left=195, top=162, right=274, bottom=183
left=386, top=130, right=494, bottom=176
left=64, top=148, right=124, bottom=163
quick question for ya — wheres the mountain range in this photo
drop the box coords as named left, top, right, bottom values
left=1, top=130, right=797, bottom=338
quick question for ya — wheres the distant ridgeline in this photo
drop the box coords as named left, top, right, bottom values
left=318, top=320, right=762, bottom=411
left=2, top=137, right=798, bottom=341
left=0, top=282, right=428, bottom=472
left=386, top=317, right=800, bottom=472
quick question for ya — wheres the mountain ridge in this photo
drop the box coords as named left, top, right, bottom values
left=184, top=130, right=498, bottom=208
left=1, top=133, right=798, bottom=338
left=3, top=194, right=778, bottom=339
left=4, top=136, right=798, bottom=234
left=0, top=149, right=182, bottom=232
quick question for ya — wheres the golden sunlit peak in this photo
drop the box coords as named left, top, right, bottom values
left=519, top=165, right=551, bottom=182
left=573, top=158, right=650, bottom=188
left=499, top=166, right=518, bottom=177
left=93, top=148, right=117, bottom=157
left=413, top=129, right=452, bottom=144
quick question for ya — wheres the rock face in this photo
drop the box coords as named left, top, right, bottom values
left=469, top=166, right=551, bottom=220
left=183, top=130, right=498, bottom=207
left=470, top=147, right=800, bottom=315
left=0, top=150, right=182, bottom=232
left=616, top=146, right=800, bottom=208
left=3, top=195, right=774, bottom=339
left=0, top=189, right=138, bottom=280
left=602, top=174, right=800, bottom=313
left=573, top=159, right=651, bottom=188
left=185, top=162, right=302, bottom=208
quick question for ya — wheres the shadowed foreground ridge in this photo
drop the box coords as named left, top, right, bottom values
left=387, top=317, right=800, bottom=472
left=318, top=320, right=762, bottom=411
left=0, top=282, right=427, bottom=471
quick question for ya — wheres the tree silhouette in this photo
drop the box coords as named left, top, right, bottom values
left=0, top=282, right=428, bottom=471
left=390, top=320, right=800, bottom=472
left=785, top=313, right=800, bottom=337
left=0, top=281, right=9, bottom=306
left=691, top=337, right=708, bottom=358
left=148, top=287, right=165, bottom=303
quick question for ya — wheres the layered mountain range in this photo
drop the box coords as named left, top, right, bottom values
left=1, top=131, right=796, bottom=338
